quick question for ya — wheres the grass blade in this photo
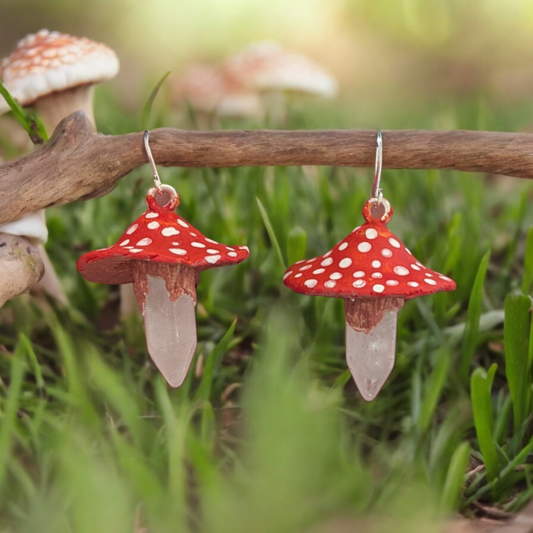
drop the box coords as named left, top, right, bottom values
left=521, top=227, right=533, bottom=295
left=256, top=197, right=287, bottom=271
left=194, top=319, right=237, bottom=402
left=0, top=342, right=25, bottom=493
left=440, top=441, right=471, bottom=512
left=287, top=225, right=307, bottom=267
left=471, top=364, right=500, bottom=483
left=140, top=70, right=172, bottom=128
left=460, top=250, right=491, bottom=383
left=505, top=294, right=533, bottom=433
left=416, top=347, right=451, bottom=434
left=0, top=80, right=48, bottom=143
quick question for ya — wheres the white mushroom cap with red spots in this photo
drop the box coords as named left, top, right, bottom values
left=283, top=200, right=455, bottom=299
left=77, top=191, right=249, bottom=285
left=0, top=29, right=119, bottom=113
left=221, top=41, right=338, bottom=98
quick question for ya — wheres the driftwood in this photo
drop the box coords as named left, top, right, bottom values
left=1, top=110, right=532, bottom=226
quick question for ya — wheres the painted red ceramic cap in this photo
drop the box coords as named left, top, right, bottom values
left=283, top=199, right=456, bottom=299
left=78, top=190, right=249, bottom=285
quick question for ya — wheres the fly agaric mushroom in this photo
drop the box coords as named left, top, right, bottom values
left=77, top=186, right=249, bottom=388
left=0, top=29, right=119, bottom=304
left=283, top=198, right=455, bottom=401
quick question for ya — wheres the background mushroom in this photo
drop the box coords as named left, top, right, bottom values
left=77, top=187, right=249, bottom=388
left=0, top=29, right=119, bottom=131
left=283, top=198, right=456, bottom=401
left=173, top=64, right=264, bottom=127
left=221, top=41, right=338, bottom=124
left=0, top=29, right=119, bottom=305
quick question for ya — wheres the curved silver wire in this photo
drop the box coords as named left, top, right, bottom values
left=143, top=130, right=163, bottom=192
left=372, top=130, right=383, bottom=201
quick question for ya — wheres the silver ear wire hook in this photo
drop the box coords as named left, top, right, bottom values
left=372, top=130, right=383, bottom=203
left=143, top=130, right=163, bottom=192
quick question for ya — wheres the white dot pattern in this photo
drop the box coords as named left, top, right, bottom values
left=339, top=258, right=352, bottom=269
left=282, top=222, right=454, bottom=297
left=112, top=207, right=249, bottom=269
left=162, top=227, right=179, bottom=237
left=394, top=266, right=409, bottom=276
left=366, top=228, right=378, bottom=240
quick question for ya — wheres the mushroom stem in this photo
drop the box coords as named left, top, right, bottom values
left=34, top=85, right=96, bottom=133
left=132, top=262, right=197, bottom=310
left=344, top=297, right=404, bottom=401
left=0, top=233, right=44, bottom=308
left=132, top=261, right=198, bottom=388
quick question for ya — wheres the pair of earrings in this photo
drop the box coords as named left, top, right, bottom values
left=77, top=131, right=455, bottom=401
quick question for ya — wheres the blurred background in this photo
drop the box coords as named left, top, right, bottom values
left=3, top=0, right=533, bottom=131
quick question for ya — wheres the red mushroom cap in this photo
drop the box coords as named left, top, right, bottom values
left=283, top=199, right=455, bottom=299
left=77, top=190, right=249, bottom=284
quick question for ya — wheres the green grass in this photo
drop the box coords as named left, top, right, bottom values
left=1, top=90, right=533, bottom=532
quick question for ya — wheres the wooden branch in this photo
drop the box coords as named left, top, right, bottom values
left=1, top=111, right=532, bottom=226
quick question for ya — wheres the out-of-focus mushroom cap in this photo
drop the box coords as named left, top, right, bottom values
left=222, top=41, right=338, bottom=98
left=175, top=65, right=263, bottom=118
left=283, top=199, right=455, bottom=299
left=0, top=29, right=119, bottom=113
left=77, top=191, right=249, bottom=285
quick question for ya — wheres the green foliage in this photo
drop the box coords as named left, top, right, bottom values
left=0, top=80, right=48, bottom=143
left=459, top=250, right=491, bottom=383
left=504, top=295, right=533, bottom=433
left=471, top=364, right=500, bottom=483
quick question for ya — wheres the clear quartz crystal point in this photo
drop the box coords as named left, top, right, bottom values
left=143, top=275, right=197, bottom=387
left=345, top=299, right=402, bottom=401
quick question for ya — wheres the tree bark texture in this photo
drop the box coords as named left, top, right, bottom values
left=1, top=111, right=531, bottom=226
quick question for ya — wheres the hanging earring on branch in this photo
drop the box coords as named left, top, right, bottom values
left=283, top=131, right=456, bottom=401
left=77, top=131, right=250, bottom=387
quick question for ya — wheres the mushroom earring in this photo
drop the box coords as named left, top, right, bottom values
left=77, top=131, right=249, bottom=387
left=283, top=132, right=456, bottom=401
